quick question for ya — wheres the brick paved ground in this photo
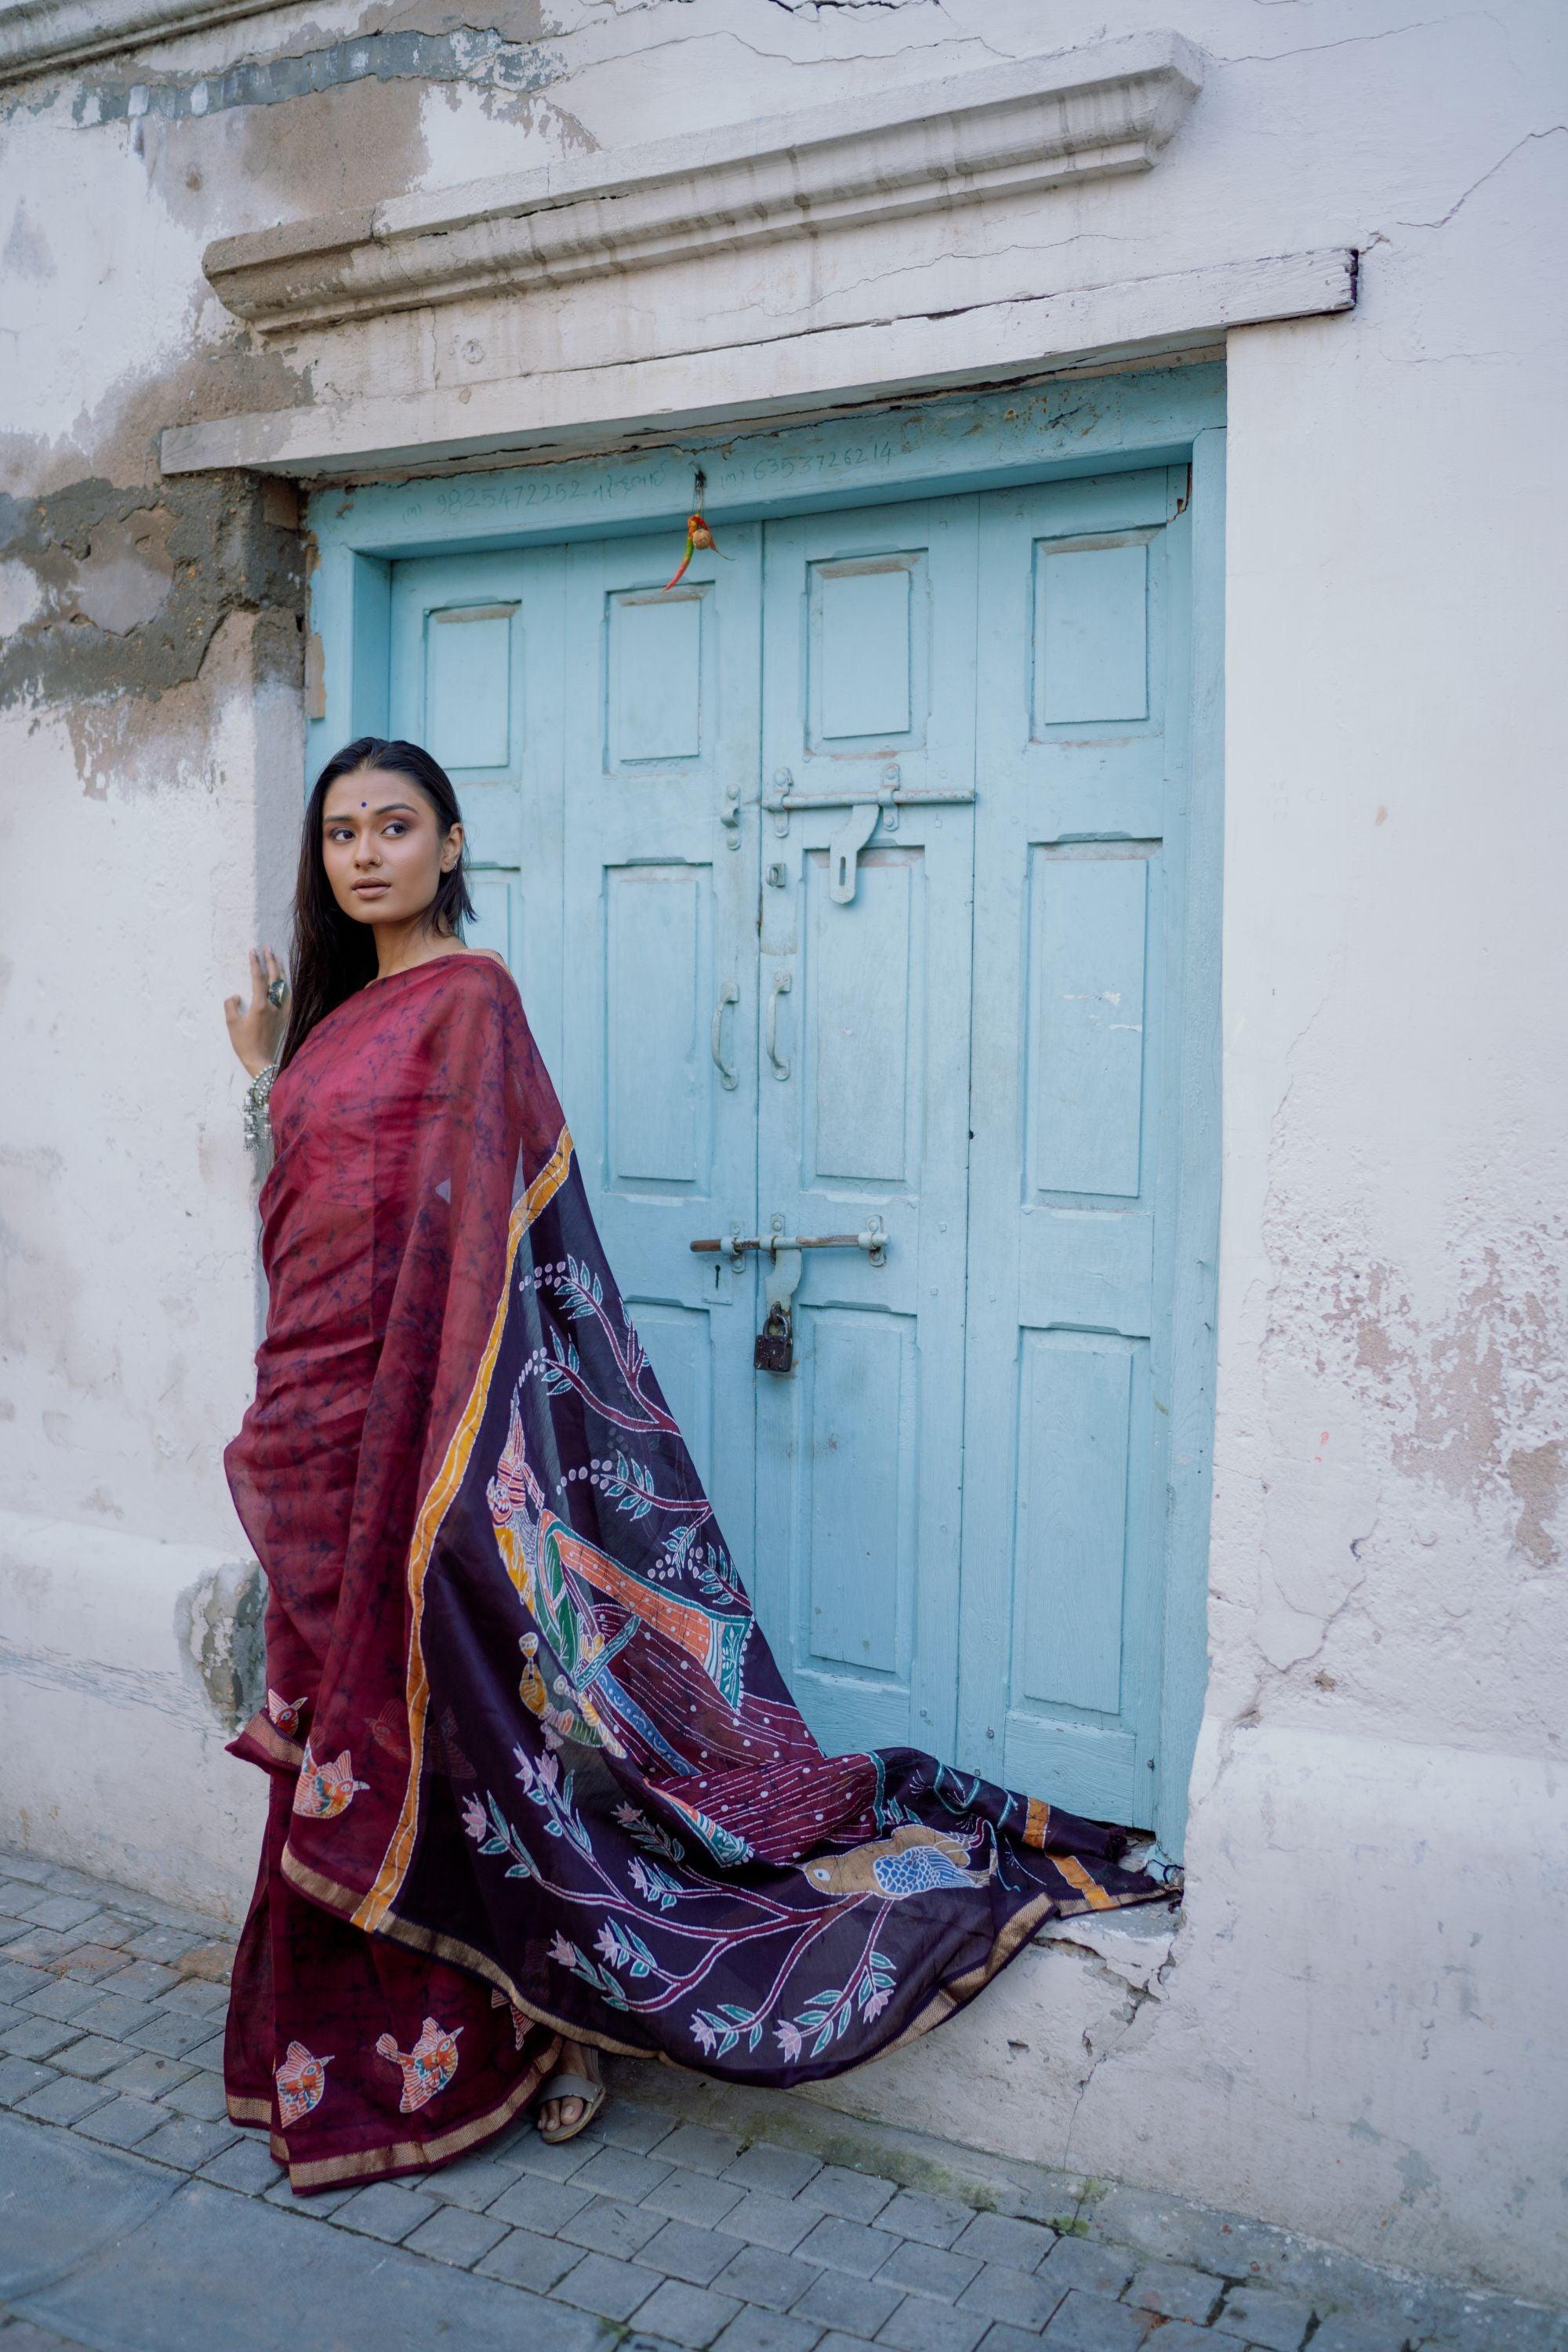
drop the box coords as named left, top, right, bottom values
left=0, top=1849, right=1561, bottom=2352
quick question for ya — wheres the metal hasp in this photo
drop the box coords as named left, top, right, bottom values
left=690, top=1221, right=889, bottom=1373
left=691, top=1218, right=887, bottom=1269
left=760, top=763, right=978, bottom=903
left=828, top=802, right=880, bottom=903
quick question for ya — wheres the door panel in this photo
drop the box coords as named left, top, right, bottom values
left=808, top=552, right=928, bottom=747
left=607, top=586, right=706, bottom=768
left=960, top=467, right=1186, bottom=1828
left=1033, top=536, right=1152, bottom=726
left=756, top=498, right=977, bottom=1760
left=390, top=548, right=564, bottom=1069
left=603, top=861, right=711, bottom=1186
left=559, top=532, right=763, bottom=1567
left=1025, top=845, right=1152, bottom=1204
left=801, top=847, right=922, bottom=1189
left=389, top=536, right=759, bottom=1565
left=799, top=1301, right=919, bottom=1700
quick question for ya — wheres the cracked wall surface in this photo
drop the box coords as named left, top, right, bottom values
left=1, top=0, right=1565, bottom=2307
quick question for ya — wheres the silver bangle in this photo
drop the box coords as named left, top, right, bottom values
left=242, top=1062, right=278, bottom=1152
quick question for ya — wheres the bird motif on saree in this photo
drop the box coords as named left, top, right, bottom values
left=375, top=2017, right=462, bottom=2114
left=267, top=1690, right=307, bottom=1737
left=292, top=1744, right=369, bottom=1820
left=274, top=2040, right=330, bottom=2126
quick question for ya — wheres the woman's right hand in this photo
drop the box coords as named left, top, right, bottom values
left=224, top=947, right=289, bottom=1076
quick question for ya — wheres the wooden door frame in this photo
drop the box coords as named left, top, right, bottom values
left=306, top=362, right=1225, bottom=1857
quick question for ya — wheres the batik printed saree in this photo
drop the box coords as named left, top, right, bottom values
left=223, top=954, right=1166, bottom=2193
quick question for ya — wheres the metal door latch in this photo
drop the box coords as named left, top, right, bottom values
left=760, top=764, right=977, bottom=903
left=691, top=1218, right=887, bottom=1269
left=690, top=1220, right=888, bottom=1375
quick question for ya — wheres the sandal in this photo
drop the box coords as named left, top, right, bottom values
left=536, top=2047, right=604, bottom=2145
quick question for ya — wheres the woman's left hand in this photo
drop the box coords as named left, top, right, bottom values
left=225, top=946, right=289, bottom=1076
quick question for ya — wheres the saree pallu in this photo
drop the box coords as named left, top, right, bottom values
left=223, top=954, right=1167, bottom=2194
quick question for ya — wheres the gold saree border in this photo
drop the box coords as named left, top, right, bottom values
left=285, top=1843, right=1171, bottom=2091
left=284, top=1844, right=655, bottom=2063
left=354, top=1124, right=575, bottom=1935
left=1053, top=1852, right=1120, bottom=1911
left=240, top=1714, right=305, bottom=1772
left=238, top=2045, right=558, bottom=2192
left=879, top=1879, right=1171, bottom=2058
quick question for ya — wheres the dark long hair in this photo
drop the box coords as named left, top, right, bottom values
left=278, top=738, right=477, bottom=1069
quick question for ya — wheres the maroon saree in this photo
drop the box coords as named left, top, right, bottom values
left=223, top=955, right=1167, bottom=2194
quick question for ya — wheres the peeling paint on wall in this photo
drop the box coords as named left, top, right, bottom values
left=68, top=27, right=565, bottom=125
left=1307, top=1238, right=1567, bottom=1548
left=174, top=1558, right=265, bottom=1730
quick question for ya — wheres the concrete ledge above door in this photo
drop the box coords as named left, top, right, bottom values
left=0, top=0, right=287, bottom=83
left=160, top=249, right=1353, bottom=482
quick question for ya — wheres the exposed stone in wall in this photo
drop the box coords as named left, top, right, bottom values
left=174, top=1557, right=266, bottom=1731
left=0, top=471, right=305, bottom=714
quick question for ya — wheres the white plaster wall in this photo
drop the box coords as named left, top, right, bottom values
left=803, top=1729, right=1566, bottom=2295
left=0, top=1511, right=266, bottom=1918
left=1, top=0, right=1565, bottom=2305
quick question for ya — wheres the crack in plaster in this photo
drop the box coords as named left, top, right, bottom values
left=1056, top=1916, right=1184, bottom=2180
left=1396, top=124, right=1567, bottom=232
left=1211, top=17, right=1472, bottom=67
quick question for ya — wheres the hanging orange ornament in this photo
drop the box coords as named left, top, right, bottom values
left=664, top=511, right=720, bottom=591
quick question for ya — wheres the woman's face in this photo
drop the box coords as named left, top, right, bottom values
left=321, top=767, right=462, bottom=929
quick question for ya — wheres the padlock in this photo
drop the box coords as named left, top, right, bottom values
left=753, top=1302, right=793, bottom=1374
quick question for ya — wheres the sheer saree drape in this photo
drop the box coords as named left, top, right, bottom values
left=223, top=956, right=1166, bottom=2192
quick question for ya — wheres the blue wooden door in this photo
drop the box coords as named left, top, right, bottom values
left=387, top=459, right=1203, bottom=1833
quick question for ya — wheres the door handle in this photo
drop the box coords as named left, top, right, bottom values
left=766, top=968, right=792, bottom=1082
left=710, top=980, right=739, bottom=1091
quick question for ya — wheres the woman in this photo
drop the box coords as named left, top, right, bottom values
left=222, top=736, right=1167, bottom=2198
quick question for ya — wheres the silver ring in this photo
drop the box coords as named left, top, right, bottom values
left=267, top=978, right=288, bottom=1008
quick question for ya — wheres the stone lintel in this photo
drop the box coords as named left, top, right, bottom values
left=160, top=250, right=1356, bottom=484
